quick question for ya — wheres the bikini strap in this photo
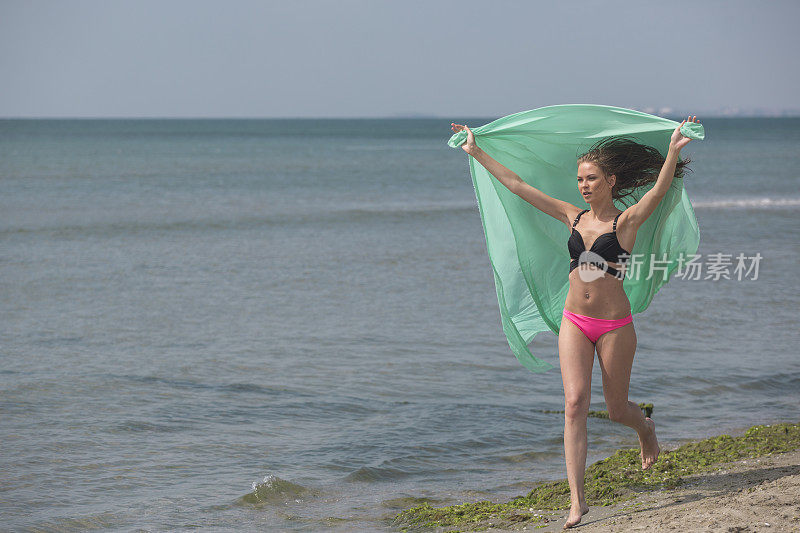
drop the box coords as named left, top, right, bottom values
left=613, top=212, right=622, bottom=232
left=572, top=209, right=589, bottom=230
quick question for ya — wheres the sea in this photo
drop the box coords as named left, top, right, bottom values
left=2, top=117, right=799, bottom=532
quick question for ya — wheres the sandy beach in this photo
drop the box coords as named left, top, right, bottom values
left=477, top=448, right=800, bottom=532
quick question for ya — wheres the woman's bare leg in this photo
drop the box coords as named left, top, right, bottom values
left=595, top=323, right=660, bottom=469
left=558, top=317, right=596, bottom=528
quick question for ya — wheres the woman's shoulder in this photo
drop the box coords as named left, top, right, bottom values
left=563, top=204, right=586, bottom=228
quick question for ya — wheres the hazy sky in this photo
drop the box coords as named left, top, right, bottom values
left=2, top=0, right=798, bottom=118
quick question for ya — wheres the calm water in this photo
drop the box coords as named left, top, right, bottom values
left=2, top=117, right=799, bottom=531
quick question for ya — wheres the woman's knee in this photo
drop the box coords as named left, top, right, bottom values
left=564, top=395, right=590, bottom=421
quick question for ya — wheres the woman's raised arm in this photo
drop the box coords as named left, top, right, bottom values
left=451, top=123, right=575, bottom=226
left=623, top=116, right=700, bottom=231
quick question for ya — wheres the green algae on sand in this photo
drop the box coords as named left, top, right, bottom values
left=539, top=402, right=654, bottom=419
left=392, top=422, right=800, bottom=532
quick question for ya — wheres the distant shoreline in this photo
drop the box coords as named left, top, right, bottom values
left=2, top=113, right=800, bottom=120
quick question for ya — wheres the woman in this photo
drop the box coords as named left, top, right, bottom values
left=450, top=116, right=700, bottom=529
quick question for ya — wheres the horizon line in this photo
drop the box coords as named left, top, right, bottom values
left=3, top=111, right=800, bottom=120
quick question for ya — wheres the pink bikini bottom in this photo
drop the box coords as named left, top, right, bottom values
left=562, top=309, right=633, bottom=344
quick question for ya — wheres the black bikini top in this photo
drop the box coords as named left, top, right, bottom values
left=567, top=209, right=630, bottom=278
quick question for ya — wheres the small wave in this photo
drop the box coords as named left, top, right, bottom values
left=28, top=511, right=122, bottom=531
left=679, top=370, right=800, bottom=396
left=498, top=449, right=563, bottom=464
left=692, top=197, right=800, bottom=209
left=344, top=465, right=412, bottom=482
left=113, top=420, right=188, bottom=433
left=238, top=474, right=320, bottom=507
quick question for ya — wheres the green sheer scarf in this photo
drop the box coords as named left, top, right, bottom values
left=447, top=104, right=705, bottom=373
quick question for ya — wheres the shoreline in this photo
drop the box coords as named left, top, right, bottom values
left=506, top=448, right=800, bottom=532
left=393, top=422, right=800, bottom=532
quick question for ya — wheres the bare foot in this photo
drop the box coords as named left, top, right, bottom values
left=563, top=502, right=589, bottom=529
left=638, top=417, right=660, bottom=470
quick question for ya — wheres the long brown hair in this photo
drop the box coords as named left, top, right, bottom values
left=577, top=136, right=692, bottom=206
